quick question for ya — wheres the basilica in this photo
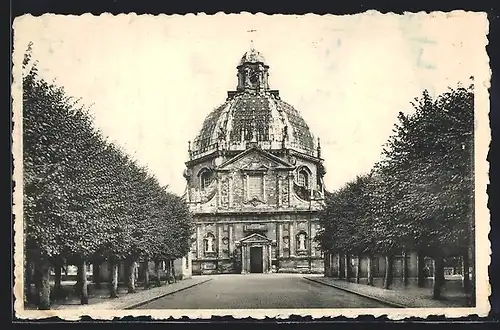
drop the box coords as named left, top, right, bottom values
left=183, top=47, right=326, bottom=275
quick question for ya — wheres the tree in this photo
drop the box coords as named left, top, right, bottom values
left=374, top=82, right=474, bottom=298
left=22, top=44, right=194, bottom=309
left=317, top=81, right=474, bottom=300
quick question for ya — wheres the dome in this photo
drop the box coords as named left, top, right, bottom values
left=191, top=93, right=316, bottom=157
left=189, top=49, right=318, bottom=160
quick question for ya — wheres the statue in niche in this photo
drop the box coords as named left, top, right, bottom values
left=283, top=236, right=289, bottom=249
left=244, top=67, right=252, bottom=88
left=258, top=64, right=265, bottom=85
left=298, top=233, right=306, bottom=250
left=205, top=234, right=215, bottom=253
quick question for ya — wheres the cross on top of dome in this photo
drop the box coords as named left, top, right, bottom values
left=239, top=29, right=267, bottom=66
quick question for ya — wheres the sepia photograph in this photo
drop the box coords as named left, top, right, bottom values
left=12, top=11, right=491, bottom=320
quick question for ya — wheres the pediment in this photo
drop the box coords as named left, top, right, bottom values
left=217, top=147, right=294, bottom=171
left=239, top=232, right=273, bottom=244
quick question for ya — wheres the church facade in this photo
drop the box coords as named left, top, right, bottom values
left=183, top=48, right=326, bottom=275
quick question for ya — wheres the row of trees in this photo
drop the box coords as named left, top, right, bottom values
left=316, top=81, right=475, bottom=304
left=22, top=44, right=193, bottom=310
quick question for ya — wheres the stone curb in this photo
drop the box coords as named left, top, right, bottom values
left=303, top=277, right=407, bottom=308
left=123, top=278, right=212, bottom=310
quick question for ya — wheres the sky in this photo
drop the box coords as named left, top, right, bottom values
left=13, top=12, right=488, bottom=195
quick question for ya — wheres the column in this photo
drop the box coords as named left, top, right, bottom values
left=244, top=246, right=250, bottom=274
left=217, top=225, right=223, bottom=258
left=289, top=222, right=295, bottom=257
left=268, top=245, right=272, bottom=273
left=262, top=174, right=266, bottom=201
left=308, top=220, right=312, bottom=269
left=278, top=223, right=284, bottom=257
left=196, top=226, right=202, bottom=259
left=228, top=225, right=233, bottom=255
left=229, top=175, right=234, bottom=208
left=288, top=172, right=293, bottom=205
left=308, top=221, right=312, bottom=255
left=217, top=177, right=222, bottom=207
left=241, top=246, right=246, bottom=274
left=277, top=176, right=282, bottom=207
left=244, top=174, right=249, bottom=202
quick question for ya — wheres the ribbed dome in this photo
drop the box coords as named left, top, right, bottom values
left=191, top=92, right=316, bottom=158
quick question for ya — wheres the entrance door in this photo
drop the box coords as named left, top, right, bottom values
left=250, top=246, right=263, bottom=273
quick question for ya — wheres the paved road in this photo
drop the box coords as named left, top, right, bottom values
left=136, top=274, right=388, bottom=309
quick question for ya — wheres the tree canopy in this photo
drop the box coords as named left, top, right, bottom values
left=317, top=81, right=474, bottom=259
left=23, top=43, right=193, bottom=266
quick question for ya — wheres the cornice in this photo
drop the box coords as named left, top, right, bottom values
left=191, top=209, right=321, bottom=217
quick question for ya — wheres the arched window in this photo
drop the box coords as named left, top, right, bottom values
left=204, top=233, right=216, bottom=253
left=297, top=169, right=309, bottom=188
left=199, top=169, right=212, bottom=190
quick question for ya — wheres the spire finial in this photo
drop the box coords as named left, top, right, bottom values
left=247, top=29, right=257, bottom=50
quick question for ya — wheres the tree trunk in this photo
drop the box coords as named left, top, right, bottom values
left=344, top=254, right=349, bottom=281
left=78, top=261, right=89, bottom=305
left=24, top=259, right=32, bottom=304
left=35, top=259, right=51, bottom=310
left=468, top=243, right=476, bottom=307
left=143, top=258, right=150, bottom=289
left=109, top=260, right=119, bottom=298
left=171, top=260, right=177, bottom=283
left=355, top=256, right=360, bottom=284
left=324, top=253, right=330, bottom=277
left=432, top=256, right=445, bottom=300
left=367, top=256, right=373, bottom=286
left=53, top=261, right=64, bottom=299
left=383, top=254, right=393, bottom=289
left=93, top=261, right=101, bottom=289
left=417, top=251, right=425, bottom=287
left=33, top=262, right=41, bottom=306
left=127, top=259, right=136, bottom=293
left=166, top=260, right=172, bottom=284
left=154, top=260, right=161, bottom=286
left=54, top=264, right=62, bottom=290
left=462, top=254, right=471, bottom=294
left=336, top=253, right=341, bottom=279
left=402, top=251, right=408, bottom=287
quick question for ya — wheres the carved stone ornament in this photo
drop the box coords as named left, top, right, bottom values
left=245, top=196, right=264, bottom=207
left=183, top=168, right=192, bottom=181
left=213, top=157, right=223, bottom=167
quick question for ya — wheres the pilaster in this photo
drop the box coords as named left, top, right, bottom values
left=277, top=176, right=282, bottom=207
left=196, top=226, right=202, bottom=259
left=289, top=221, right=296, bottom=257
left=217, top=177, right=222, bottom=207
left=228, top=225, right=233, bottom=255
left=229, top=175, right=234, bottom=207
left=278, top=223, right=284, bottom=257
left=244, top=174, right=249, bottom=202
left=217, top=225, right=223, bottom=258
left=262, top=173, right=266, bottom=201
left=268, top=245, right=272, bottom=272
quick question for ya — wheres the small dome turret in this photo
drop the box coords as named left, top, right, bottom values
left=239, top=48, right=267, bottom=66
